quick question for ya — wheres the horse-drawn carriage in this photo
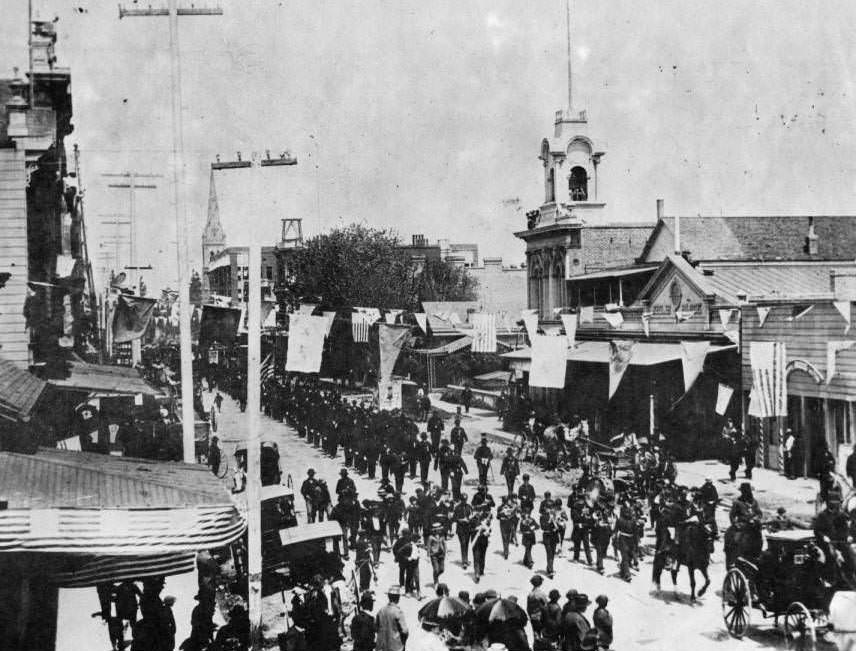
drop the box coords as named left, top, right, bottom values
left=722, top=528, right=856, bottom=649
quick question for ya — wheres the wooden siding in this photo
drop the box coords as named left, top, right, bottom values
left=0, top=149, right=29, bottom=367
left=741, top=301, right=856, bottom=400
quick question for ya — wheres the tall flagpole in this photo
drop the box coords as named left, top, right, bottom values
left=246, top=243, right=262, bottom=647
left=566, top=0, right=573, bottom=112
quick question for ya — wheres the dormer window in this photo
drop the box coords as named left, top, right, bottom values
left=569, top=166, right=588, bottom=201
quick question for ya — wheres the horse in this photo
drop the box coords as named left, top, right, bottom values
left=723, top=523, right=762, bottom=568
left=652, top=519, right=712, bottom=601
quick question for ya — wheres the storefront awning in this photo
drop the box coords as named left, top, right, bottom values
left=52, top=552, right=197, bottom=588
left=568, top=265, right=658, bottom=281
left=46, top=362, right=160, bottom=397
left=502, top=340, right=735, bottom=371
left=279, top=520, right=342, bottom=546
left=0, top=448, right=245, bottom=554
left=0, top=357, right=46, bottom=422
left=411, top=336, right=473, bottom=356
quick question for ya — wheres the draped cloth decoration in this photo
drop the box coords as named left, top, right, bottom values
left=529, top=335, right=567, bottom=389
left=322, top=311, right=337, bottom=338
left=298, top=303, right=318, bottom=315
left=580, top=306, right=594, bottom=324
left=471, top=313, right=497, bottom=353
left=378, top=324, right=411, bottom=384
left=833, top=300, right=851, bottom=333
left=826, top=341, right=855, bottom=385
left=749, top=341, right=787, bottom=417
left=715, top=383, right=734, bottom=416
left=521, top=309, right=538, bottom=342
left=560, top=313, right=578, bottom=348
left=352, top=312, right=370, bottom=342
left=756, top=306, right=771, bottom=328
left=718, top=309, right=735, bottom=329
left=384, top=309, right=403, bottom=325
left=112, top=295, right=157, bottom=344
left=608, top=340, right=636, bottom=400
left=641, top=312, right=652, bottom=337
left=414, top=313, right=428, bottom=335
left=680, top=341, right=710, bottom=393
left=602, top=310, right=624, bottom=329
left=198, top=305, right=242, bottom=346
left=285, top=314, right=327, bottom=373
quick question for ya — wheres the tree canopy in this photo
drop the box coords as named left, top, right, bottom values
left=288, top=224, right=478, bottom=310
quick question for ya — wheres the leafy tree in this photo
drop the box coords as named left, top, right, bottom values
left=189, top=270, right=203, bottom=306
left=290, top=224, right=477, bottom=310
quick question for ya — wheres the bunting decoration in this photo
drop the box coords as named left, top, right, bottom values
left=833, top=300, right=851, bottom=333
left=723, top=329, right=740, bottom=347
left=641, top=312, right=652, bottom=337
left=826, top=340, right=855, bottom=384
left=608, top=340, right=636, bottom=400
left=262, top=302, right=278, bottom=328
left=749, top=341, right=787, bottom=417
left=718, top=309, right=735, bottom=329
left=298, top=303, right=318, bottom=315
left=580, top=306, right=594, bottom=324
left=786, top=304, right=814, bottom=321
left=675, top=309, right=695, bottom=323
left=378, top=324, right=411, bottom=383
left=352, top=312, right=370, bottom=343
left=680, top=341, right=710, bottom=392
left=384, top=309, right=403, bottom=325
left=529, top=335, right=568, bottom=388
left=552, top=307, right=565, bottom=317
left=560, top=313, right=578, bottom=348
left=602, top=310, right=624, bottom=329
left=355, top=307, right=381, bottom=323
left=112, top=295, right=157, bottom=344
left=414, top=312, right=428, bottom=335
left=521, top=310, right=538, bottom=342
left=322, top=311, right=337, bottom=337
left=715, top=383, right=734, bottom=415
left=756, top=306, right=771, bottom=328
left=285, top=314, right=327, bottom=373
left=471, top=313, right=497, bottom=353
left=260, top=354, right=274, bottom=383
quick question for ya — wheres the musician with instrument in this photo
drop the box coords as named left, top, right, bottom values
left=500, top=446, right=521, bottom=495
left=519, top=506, right=539, bottom=569
left=474, top=436, right=494, bottom=485
left=498, top=495, right=517, bottom=559
left=454, top=494, right=475, bottom=569
left=471, top=513, right=492, bottom=583
left=540, top=502, right=561, bottom=579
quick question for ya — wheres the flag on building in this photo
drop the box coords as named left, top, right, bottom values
left=826, top=340, right=855, bottom=384
left=715, top=383, right=734, bottom=415
left=749, top=341, right=787, bottom=417
left=260, top=353, right=274, bottom=383
left=560, top=313, right=578, bottom=348
left=608, top=340, right=636, bottom=400
left=378, top=324, right=410, bottom=382
left=352, top=311, right=370, bottom=342
left=112, top=295, right=157, bottom=344
left=529, top=335, right=567, bottom=388
left=471, top=313, right=497, bottom=353
left=680, top=341, right=710, bottom=393
left=285, top=314, right=327, bottom=373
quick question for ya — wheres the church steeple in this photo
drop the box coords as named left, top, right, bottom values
left=201, top=169, right=227, bottom=300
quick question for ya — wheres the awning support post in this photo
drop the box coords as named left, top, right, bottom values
left=649, top=393, right=655, bottom=438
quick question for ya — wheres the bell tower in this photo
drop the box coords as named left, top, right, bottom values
left=201, top=168, right=227, bottom=301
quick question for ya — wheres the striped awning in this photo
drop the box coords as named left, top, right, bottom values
left=53, top=552, right=197, bottom=588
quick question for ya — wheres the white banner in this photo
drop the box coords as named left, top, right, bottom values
left=529, top=335, right=567, bottom=388
left=756, top=306, right=771, bottom=328
left=718, top=309, right=734, bottom=329
left=322, top=311, right=337, bottom=337
left=384, top=309, right=403, bottom=325
left=827, top=340, right=855, bottom=384
left=522, top=312, right=538, bottom=342
left=471, top=313, right=497, bottom=353
left=680, top=341, right=710, bottom=392
left=560, top=313, right=578, bottom=348
left=715, top=383, right=734, bottom=415
left=285, top=314, right=327, bottom=373
left=414, top=312, right=428, bottom=334
left=298, top=303, right=318, bottom=315
left=602, top=310, right=624, bottom=329
left=580, top=306, right=594, bottom=324
left=749, top=341, right=787, bottom=417
left=833, top=300, right=851, bottom=333
left=378, top=377, right=403, bottom=411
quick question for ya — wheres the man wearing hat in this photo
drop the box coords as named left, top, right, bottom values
left=416, top=432, right=433, bottom=484
left=301, top=469, right=318, bottom=524
left=561, top=591, right=591, bottom=651
left=427, top=522, right=447, bottom=588
left=592, top=595, right=612, bottom=650
left=500, top=447, right=520, bottom=496
left=725, top=483, right=763, bottom=564
left=698, top=477, right=719, bottom=539
left=450, top=418, right=468, bottom=456
left=336, top=468, right=356, bottom=498
left=517, top=474, right=536, bottom=512
left=351, top=593, right=376, bottom=651
left=376, top=586, right=408, bottom=651
left=527, top=576, right=548, bottom=639
left=453, top=494, right=474, bottom=569
left=474, top=436, right=494, bottom=485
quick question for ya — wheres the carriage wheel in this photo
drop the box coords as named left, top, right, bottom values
left=722, top=568, right=752, bottom=638
left=784, top=602, right=816, bottom=651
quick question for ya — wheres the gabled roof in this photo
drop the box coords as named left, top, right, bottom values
left=0, top=357, right=46, bottom=421
left=639, top=215, right=856, bottom=262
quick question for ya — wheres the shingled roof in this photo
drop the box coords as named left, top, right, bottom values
left=639, top=216, right=856, bottom=262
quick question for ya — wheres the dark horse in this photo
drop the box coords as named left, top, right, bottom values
left=723, top=523, right=763, bottom=569
left=652, top=520, right=712, bottom=601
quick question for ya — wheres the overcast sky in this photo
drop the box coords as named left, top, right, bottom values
left=4, top=1, right=856, bottom=291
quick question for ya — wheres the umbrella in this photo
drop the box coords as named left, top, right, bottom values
left=418, top=596, right=469, bottom=623
left=474, top=598, right=528, bottom=625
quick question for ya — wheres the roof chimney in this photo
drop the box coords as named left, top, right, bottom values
left=674, top=212, right=681, bottom=256
left=656, top=198, right=664, bottom=221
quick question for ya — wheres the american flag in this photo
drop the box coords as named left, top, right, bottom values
left=352, top=312, right=370, bottom=342
left=260, top=354, right=274, bottom=382
left=471, top=313, right=497, bottom=352
left=748, top=341, right=787, bottom=417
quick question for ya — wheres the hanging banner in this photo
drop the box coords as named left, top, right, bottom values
left=826, top=340, right=855, bottom=384
left=749, top=341, right=787, bottom=417
left=285, top=314, right=327, bottom=373
left=355, top=307, right=381, bottom=324
left=833, top=300, right=851, bottom=333
left=378, top=324, right=411, bottom=383
left=718, top=309, right=735, bottom=329
left=262, top=302, right=278, bottom=328
left=715, top=383, right=734, bottom=415
left=384, top=309, right=403, bottom=325
left=602, top=310, right=624, bottom=329
left=522, top=312, right=539, bottom=342
left=680, top=341, right=710, bottom=392
left=298, top=303, right=318, bottom=315
left=352, top=312, right=370, bottom=343
left=529, top=335, right=567, bottom=389
left=198, top=305, right=242, bottom=346
left=542, top=325, right=562, bottom=336
left=560, top=313, right=578, bottom=348
left=414, top=312, right=428, bottom=335
left=675, top=309, right=695, bottom=323
left=608, top=340, right=636, bottom=400
left=641, top=313, right=651, bottom=337
left=471, top=313, right=497, bottom=353
left=756, top=306, right=771, bottom=328
left=112, top=295, right=157, bottom=344
left=580, top=306, right=594, bottom=324
left=747, top=387, right=765, bottom=417
left=322, top=311, right=337, bottom=337
left=378, top=377, right=403, bottom=412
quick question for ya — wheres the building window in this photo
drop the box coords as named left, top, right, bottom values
left=569, top=166, right=588, bottom=201
left=266, top=266, right=273, bottom=280
left=831, top=399, right=852, bottom=445
left=547, top=168, right=556, bottom=203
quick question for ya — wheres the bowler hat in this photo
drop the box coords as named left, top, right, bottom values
left=387, top=585, right=403, bottom=596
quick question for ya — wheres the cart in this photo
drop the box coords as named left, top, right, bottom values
left=721, top=528, right=855, bottom=649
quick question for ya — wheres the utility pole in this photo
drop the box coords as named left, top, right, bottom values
left=118, top=1, right=222, bottom=471
left=102, top=172, right=161, bottom=289
left=214, top=150, right=296, bottom=647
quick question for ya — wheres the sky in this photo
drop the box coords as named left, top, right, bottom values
left=4, top=1, right=856, bottom=292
